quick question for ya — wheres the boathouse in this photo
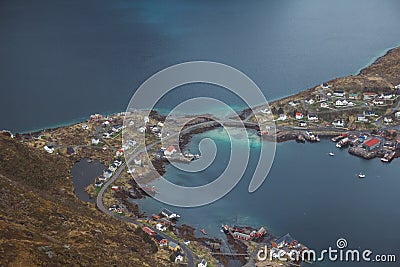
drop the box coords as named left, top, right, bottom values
left=362, top=138, right=381, bottom=151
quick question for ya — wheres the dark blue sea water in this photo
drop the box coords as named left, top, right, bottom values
left=1, top=0, right=400, bottom=132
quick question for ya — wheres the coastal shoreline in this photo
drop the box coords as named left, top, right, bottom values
left=4, top=44, right=400, bottom=267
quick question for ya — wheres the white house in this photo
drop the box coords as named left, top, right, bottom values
left=373, top=99, right=384, bottom=106
left=134, top=159, right=142, bottom=165
left=335, top=99, right=345, bottom=106
left=321, top=83, right=330, bottom=90
left=161, top=208, right=180, bottom=219
left=346, top=101, right=355, bottom=107
left=320, top=102, right=328, bottom=108
left=395, top=84, right=400, bottom=89
left=277, top=114, right=287, bottom=121
left=198, top=259, right=207, bottom=267
left=44, top=145, right=55, bottom=154
left=138, top=126, right=146, bottom=133
left=288, top=101, right=298, bottom=107
left=82, top=124, right=89, bottom=130
left=91, top=138, right=100, bottom=145
left=156, top=223, right=166, bottom=231
left=395, top=111, right=400, bottom=118
left=363, top=92, right=377, bottom=100
left=164, top=145, right=177, bottom=156
left=384, top=116, right=393, bottom=123
left=103, top=169, right=113, bottom=179
left=305, top=98, right=315, bottom=105
left=157, top=121, right=164, bottom=127
left=112, top=125, right=124, bottom=132
left=102, top=131, right=112, bottom=139
left=382, top=93, right=393, bottom=99
left=127, top=168, right=135, bottom=174
left=114, top=160, right=122, bottom=168
left=307, top=114, right=319, bottom=121
left=150, top=126, right=159, bottom=133
left=173, top=251, right=184, bottom=263
left=332, top=119, right=344, bottom=127
left=109, top=164, right=118, bottom=172
left=333, top=90, right=345, bottom=97
left=299, top=121, right=307, bottom=127
left=357, top=114, right=368, bottom=122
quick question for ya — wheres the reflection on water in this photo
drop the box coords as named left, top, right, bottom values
left=71, top=159, right=105, bottom=202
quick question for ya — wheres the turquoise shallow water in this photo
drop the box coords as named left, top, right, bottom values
left=136, top=129, right=400, bottom=266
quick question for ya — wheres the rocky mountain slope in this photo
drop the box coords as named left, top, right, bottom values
left=0, top=135, right=167, bottom=267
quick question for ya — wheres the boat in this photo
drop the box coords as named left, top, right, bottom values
left=336, top=137, right=349, bottom=148
left=296, top=134, right=306, bottom=143
left=200, top=229, right=207, bottom=235
left=358, top=172, right=366, bottom=178
left=329, top=152, right=335, bottom=156
left=381, top=151, right=395, bottom=163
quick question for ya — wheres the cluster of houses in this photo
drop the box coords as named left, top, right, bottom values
left=221, top=224, right=266, bottom=242
left=268, top=233, right=308, bottom=262
left=332, top=130, right=400, bottom=162
left=271, top=82, right=399, bottom=128
left=150, top=209, right=181, bottom=232
left=136, top=117, right=166, bottom=138
left=102, top=124, right=125, bottom=139
left=141, top=226, right=185, bottom=263
left=140, top=208, right=188, bottom=264
left=96, top=155, right=124, bottom=188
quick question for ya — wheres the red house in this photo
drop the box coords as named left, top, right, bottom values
left=142, top=226, right=155, bottom=236
left=362, top=138, right=381, bottom=151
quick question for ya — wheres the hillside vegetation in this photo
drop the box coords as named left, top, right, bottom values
left=0, top=135, right=167, bottom=267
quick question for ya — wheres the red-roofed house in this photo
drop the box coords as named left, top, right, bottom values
left=142, top=227, right=155, bottom=236
left=164, top=145, right=177, bottom=156
left=362, top=138, right=381, bottom=151
left=116, top=149, right=123, bottom=157
left=295, top=112, right=303, bottom=120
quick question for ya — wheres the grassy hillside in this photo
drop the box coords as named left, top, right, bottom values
left=0, top=135, right=167, bottom=267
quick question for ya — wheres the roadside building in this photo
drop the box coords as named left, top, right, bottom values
left=295, top=112, right=303, bottom=120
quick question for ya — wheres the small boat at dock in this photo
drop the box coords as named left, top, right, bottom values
left=358, top=172, right=366, bottom=178
left=381, top=151, right=395, bottom=163
left=296, top=134, right=306, bottom=143
left=200, top=229, right=207, bottom=235
left=329, top=152, right=335, bottom=156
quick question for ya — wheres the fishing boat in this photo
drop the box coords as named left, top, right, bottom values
left=200, top=229, right=207, bottom=235
left=358, top=172, right=366, bottom=178
left=329, top=152, right=335, bottom=156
